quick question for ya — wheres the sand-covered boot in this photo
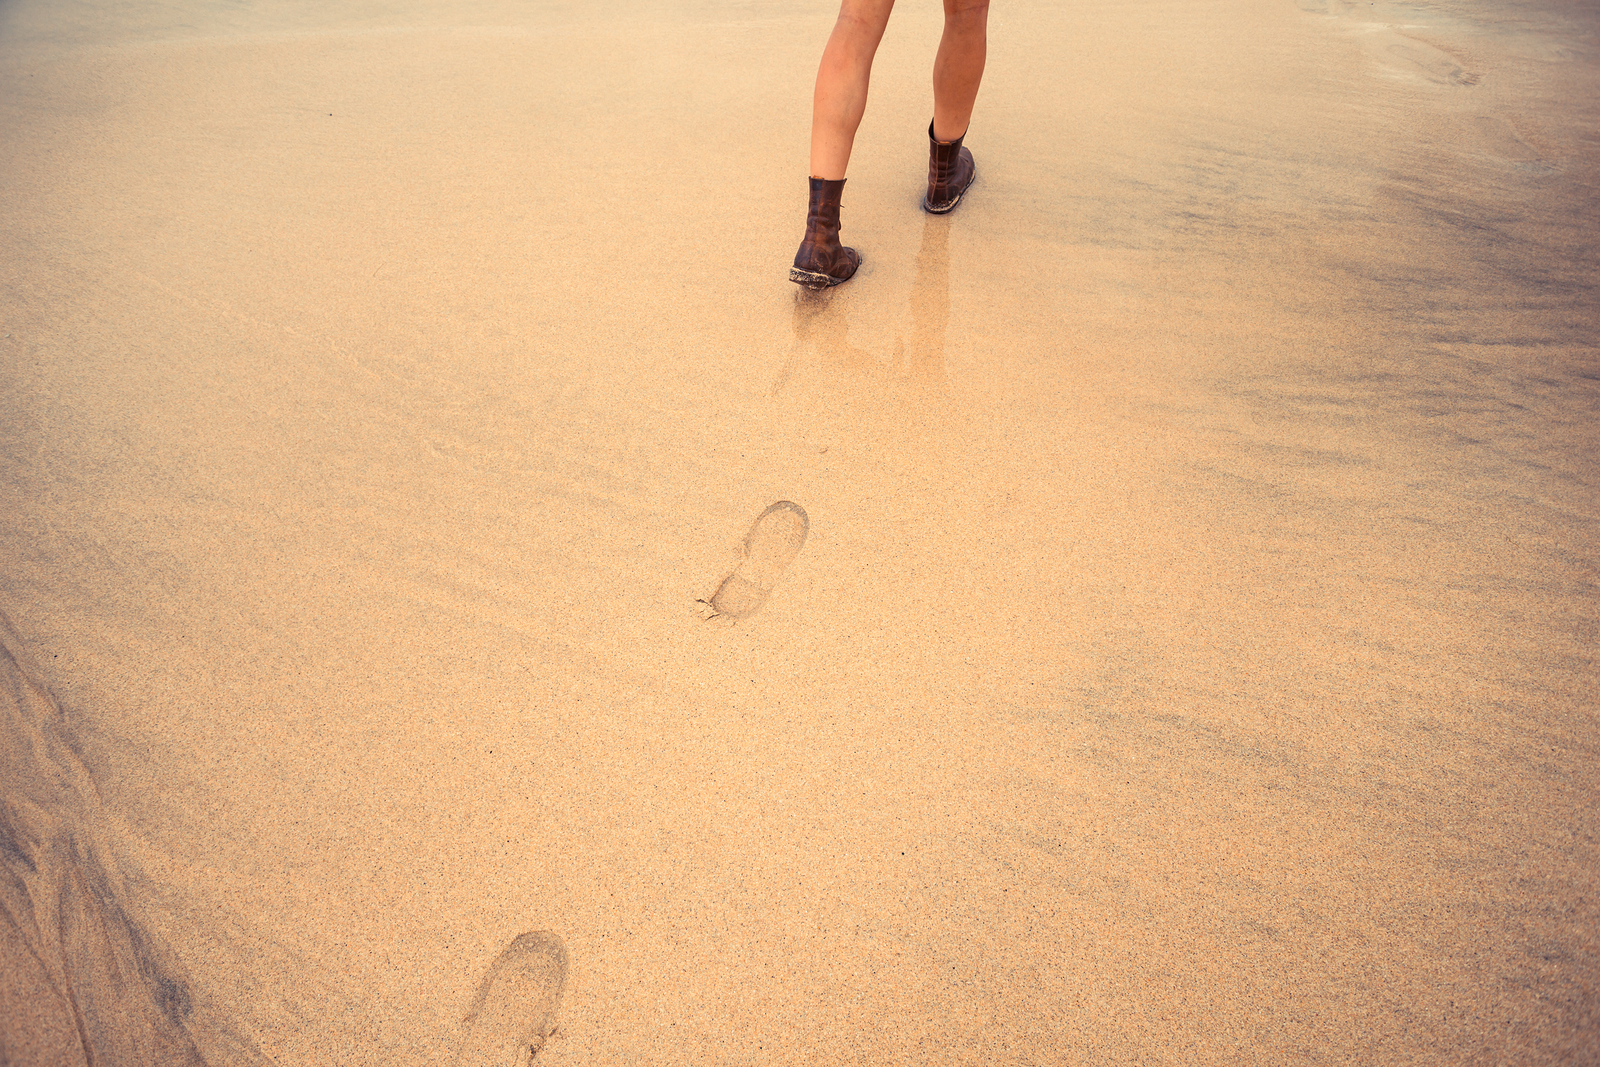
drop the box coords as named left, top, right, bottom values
left=790, top=177, right=860, bottom=289
left=922, top=120, right=976, bottom=214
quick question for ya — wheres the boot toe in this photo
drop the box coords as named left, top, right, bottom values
left=834, top=246, right=860, bottom=284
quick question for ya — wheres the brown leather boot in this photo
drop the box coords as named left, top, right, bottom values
left=922, top=120, right=976, bottom=214
left=790, top=177, right=860, bottom=289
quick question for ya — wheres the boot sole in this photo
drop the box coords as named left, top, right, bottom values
left=789, top=257, right=861, bottom=290
left=789, top=267, right=838, bottom=289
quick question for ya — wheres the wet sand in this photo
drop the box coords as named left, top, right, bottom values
left=2, top=0, right=1596, bottom=1063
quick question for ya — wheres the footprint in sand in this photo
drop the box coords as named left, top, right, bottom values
left=701, top=501, right=810, bottom=619
left=459, top=931, right=568, bottom=1067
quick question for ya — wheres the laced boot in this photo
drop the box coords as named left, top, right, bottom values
left=922, top=120, right=976, bottom=214
left=790, top=177, right=860, bottom=289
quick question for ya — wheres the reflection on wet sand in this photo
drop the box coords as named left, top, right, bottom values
left=900, top=217, right=950, bottom=397
left=775, top=214, right=951, bottom=402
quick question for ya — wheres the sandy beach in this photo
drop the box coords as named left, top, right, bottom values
left=2, top=0, right=1596, bottom=1063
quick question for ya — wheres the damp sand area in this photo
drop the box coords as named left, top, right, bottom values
left=2, top=0, right=1596, bottom=1063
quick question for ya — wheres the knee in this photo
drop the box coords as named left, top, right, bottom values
left=833, top=2, right=894, bottom=40
left=943, top=0, right=989, bottom=32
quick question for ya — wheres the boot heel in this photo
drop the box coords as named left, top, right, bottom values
left=791, top=177, right=860, bottom=288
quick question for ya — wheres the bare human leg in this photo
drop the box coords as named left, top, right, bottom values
left=808, top=0, right=898, bottom=181
left=792, top=0, right=896, bottom=289
left=925, top=0, right=987, bottom=212
left=932, top=0, right=989, bottom=142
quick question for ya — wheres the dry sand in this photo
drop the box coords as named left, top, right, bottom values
left=2, top=0, right=1596, bottom=1063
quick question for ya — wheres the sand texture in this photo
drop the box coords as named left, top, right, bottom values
left=2, top=0, right=1596, bottom=1063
